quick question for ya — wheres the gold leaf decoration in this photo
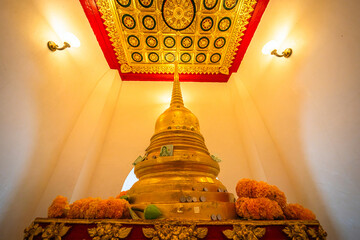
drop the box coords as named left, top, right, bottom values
left=41, top=223, right=71, bottom=240
left=142, top=224, right=208, bottom=240
left=88, top=223, right=132, bottom=239
left=24, top=222, right=43, bottom=240
left=96, top=0, right=257, bottom=75
left=307, top=225, right=328, bottom=240
left=222, top=224, right=266, bottom=240
left=283, top=224, right=309, bottom=240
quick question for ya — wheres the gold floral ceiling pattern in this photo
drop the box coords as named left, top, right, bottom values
left=96, top=0, right=257, bottom=75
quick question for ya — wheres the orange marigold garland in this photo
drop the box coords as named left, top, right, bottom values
left=116, top=191, right=128, bottom=199
left=283, top=203, right=316, bottom=220
left=48, top=195, right=69, bottom=218
left=235, top=197, right=285, bottom=220
left=236, top=178, right=287, bottom=208
left=67, top=197, right=130, bottom=219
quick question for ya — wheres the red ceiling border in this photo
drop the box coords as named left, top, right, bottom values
left=79, top=0, right=270, bottom=82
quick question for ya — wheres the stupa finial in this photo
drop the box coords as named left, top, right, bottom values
left=170, top=61, right=184, bottom=107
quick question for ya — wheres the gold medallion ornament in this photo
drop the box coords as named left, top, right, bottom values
left=143, top=224, right=208, bottom=240
left=165, top=52, right=176, bottom=62
left=203, top=0, right=218, bottom=10
left=122, top=14, right=136, bottom=29
left=146, top=36, right=158, bottom=48
left=218, top=17, right=231, bottom=31
left=164, top=36, right=176, bottom=48
left=210, top=53, right=221, bottom=63
left=223, top=225, right=266, bottom=240
left=162, top=0, right=196, bottom=31
left=198, top=37, right=209, bottom=49
left=41, top=223, right=71, bottom=240
left=116, top=0, right=131, bottom=7
left=214, top=37, right=226, bottom=48
left=200, top=17, right=213, bottom=31
left=143, top=15, right=156, bottom=30
left=132, top=52, right=143, bottom=62
left=127, top=35, right=140, bottom=47
left=97, top=0, right=258, bottom=75
left=149, top=52, right=160, bottom=62
left=88, top=223, right=132, bottom=239
left=24, top=222, right=43, bottom=240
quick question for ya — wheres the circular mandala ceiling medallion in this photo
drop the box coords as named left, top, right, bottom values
left=138, top=0, right=153, bottom=8
left=181, top=53, right=191, bottom=63
left=210, top=53, right=221, bottom=63
left=122, top=14, right=136, bottom=29
left=143, top=15, right=156, bottom=30
left=146, top=36, right=158, bottom=48
left=162, top=0, right=196, bottom=31
left=148, top=52, right=159, bottom=62
left=200, top=17, right=213, bottom=31
left=165, top=52, right=176, bottom=62
left=214, top=37, right=226, bottom=49
left=132, top=52, right=143, bottom=62
left=218, top=17, right=231, bottom=31
left=203, top=0, right=218, bottom=10
left=198, top=37, right=209, bottom=49
left=127, top=35, right=140, bottom=47
left=196, top=53, right=206, bottom=63
left=223, top=0, right=238, bottom=10
left=117, top=0, right=131, bottom=7
left=181, top=37, right=193, bottom=48
left=163, top=36, right=176, bottom=48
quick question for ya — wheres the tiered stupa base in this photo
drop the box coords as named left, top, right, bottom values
left=25, top=218, right=327, bottom=240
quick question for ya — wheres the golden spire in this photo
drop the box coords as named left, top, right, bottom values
left=170, top=62, right=184, bottom=107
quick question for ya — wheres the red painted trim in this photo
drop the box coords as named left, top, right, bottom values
left=79, top=0, right=270, bottom=82
left=79, top=0, right=119, bottom=69
left=229, top=0, right=270, bottom=74
left=119, top=73, right=229, bottom=82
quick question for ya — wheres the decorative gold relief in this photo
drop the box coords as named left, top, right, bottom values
left=24, top=222, right=44, bottom=240
left=142, top=224, right=208, bottom=240
left=162, top=0, right=196, bottom=31
left=41, top=223, right=71, bottom=240
left=121, top=63, right=132, bottom=73
left=306, top=225, right=328, bottom=240
left=223, top=224, right=266, bottom=240
left=283, top=224, right=309, bottom=240
left=88, top=223, right=132, bottom=239
left=96, top=0, right=257, bottom=74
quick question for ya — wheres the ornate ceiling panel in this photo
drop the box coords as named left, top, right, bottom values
left=80, top=0, right=269, bottom=82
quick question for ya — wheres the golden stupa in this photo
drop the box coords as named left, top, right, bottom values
left=128, top=65, right=236, bottom=220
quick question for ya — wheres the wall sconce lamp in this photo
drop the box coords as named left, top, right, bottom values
left=47, top=32, right=80, bottom=52
left=270, top=48, right=292, bottom=58
left=262, top=40, right=293, bottom=58
left=47, top=41, right=70, bottom=51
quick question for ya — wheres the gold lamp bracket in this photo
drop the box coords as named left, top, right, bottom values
left=271, top=48, right=292, bottom=58
left=47, top=41, right=71, bottom=51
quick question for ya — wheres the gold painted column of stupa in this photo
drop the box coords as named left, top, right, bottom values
left=128, top=64, right=237, bottom=220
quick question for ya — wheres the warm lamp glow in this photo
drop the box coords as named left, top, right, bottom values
left=262, top=40, right=292, bottom=58
left=63, top=32, right=80, bottom=48
left=262, top=40, right=279, bottom=55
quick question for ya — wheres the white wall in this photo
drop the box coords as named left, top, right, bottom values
left=0, top=0, right=110, bottom=239
left=1, top=0, right=359, bottom=239
left=229, top=0, right=360, bottom=239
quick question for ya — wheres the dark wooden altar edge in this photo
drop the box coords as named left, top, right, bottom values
left=79, top=0, right=270, bottom=82
left=31, top=218, right=321, bottom=240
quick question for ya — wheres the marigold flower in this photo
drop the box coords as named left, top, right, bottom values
left=48, top=195, right=69, bottom=218
left=235, top=179, right=287, bottom=208
left=283, top=203, right=316, bottom=220
left=116, top=191, right=128, bottom=199
left=235, top=197, right=285, bottom=220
